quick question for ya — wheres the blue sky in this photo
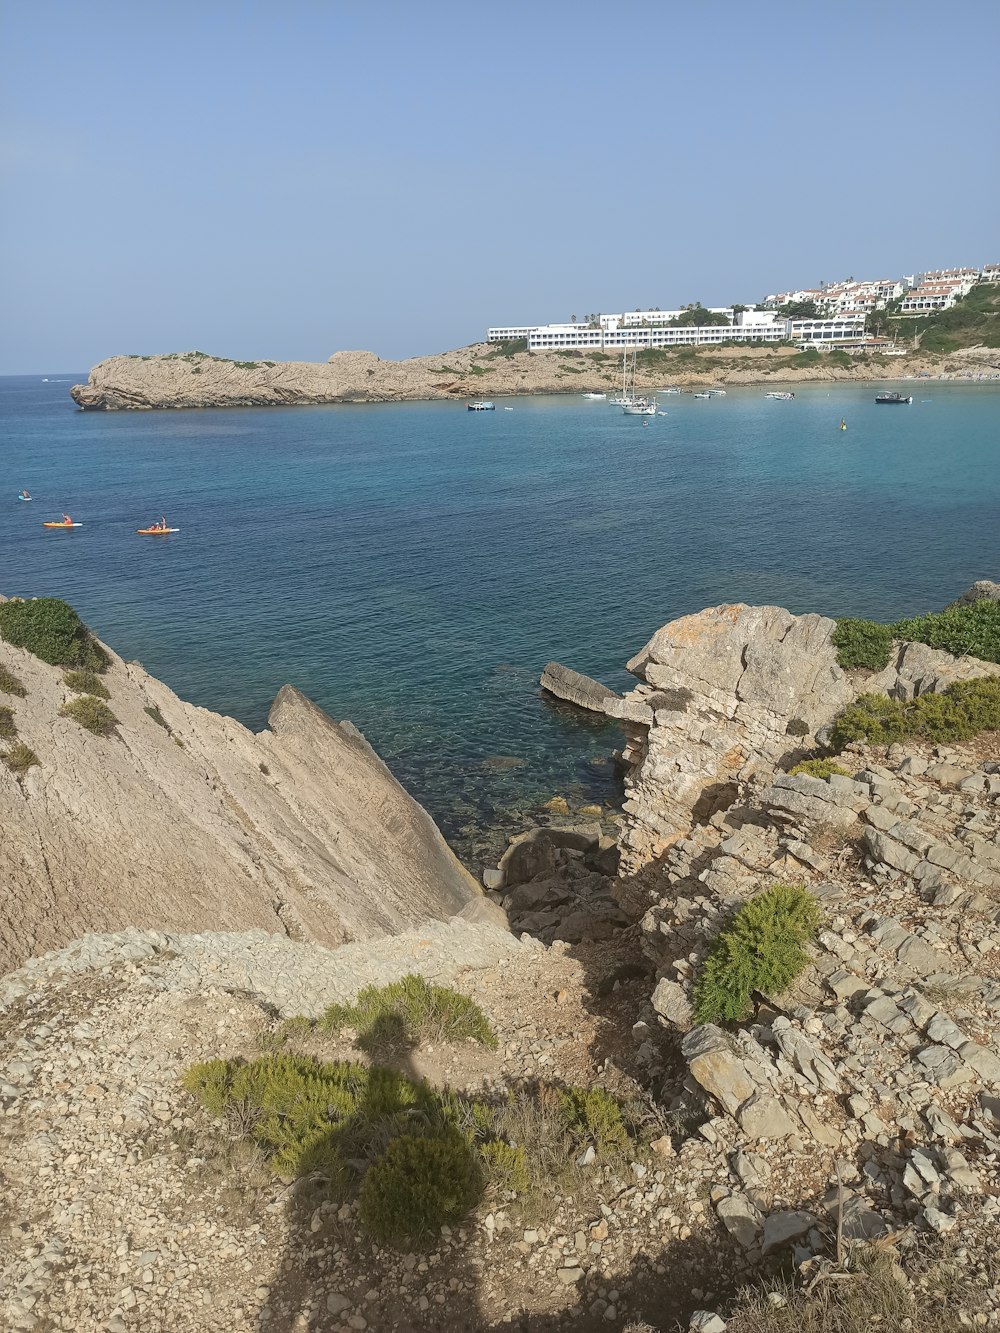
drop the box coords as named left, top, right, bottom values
left=1, top=0, right=998, bottom=372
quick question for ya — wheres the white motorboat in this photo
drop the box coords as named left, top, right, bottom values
left=706, top=388, right=727, bottom=397
left=467, top=401, right=496, bottom=411
left=659, top=386, right=682, bottom=394
left=693, top=391, right=711, bottom=399
left=765, top=391, right=795, bottom=401
left=583, top=392, right=607, bottom=400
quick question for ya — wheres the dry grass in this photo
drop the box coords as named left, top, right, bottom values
left=724, top=1238, right=993, bottom=1333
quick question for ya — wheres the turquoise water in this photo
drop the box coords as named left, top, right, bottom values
left=2, top=376, right=998, bottom=859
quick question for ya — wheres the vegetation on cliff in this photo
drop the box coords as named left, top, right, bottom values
left=693, top=885, right=821, bottom=1024
left=829, top=676, right=1000, bottom=750
left=833, top=600, right=1000, bottom=671
left=59, top=694, right=119, bottom=737
left=0, top=663, right=27, bottom=697
left=0, top=598, right=108, bottom=671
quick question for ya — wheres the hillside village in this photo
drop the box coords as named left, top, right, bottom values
left=487, top=262, right=1000, bottom=356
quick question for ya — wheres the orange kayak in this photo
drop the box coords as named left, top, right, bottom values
left=43, top=521, right=82, bottom=528
left=136, top=526, right=179, bottom=535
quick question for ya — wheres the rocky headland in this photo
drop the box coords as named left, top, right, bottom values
left=4, top=583, right=1000, bottom=1331
left=0, top=595, right=496, bottom=976
left=68, top=342, right=1000, bottom=411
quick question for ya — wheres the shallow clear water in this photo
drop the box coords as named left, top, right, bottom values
left=2, top=376, right=998, bottom=857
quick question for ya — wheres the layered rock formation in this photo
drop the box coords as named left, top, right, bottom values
left=609, top=602, right=1000, bottom=873
left=634, top=733, right=1000, bottom=1254
left=0, top=604, right=497, bottom=974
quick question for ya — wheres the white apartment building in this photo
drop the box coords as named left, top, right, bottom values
left=900, top=278, right=975, bottom=314
left=980, top=265, right=1000, bottom=282
left=522, top=312, right=865, bottom=352
left=485, top=325, right=539, bottom=342
left=920, top=268, right=979, bottom=284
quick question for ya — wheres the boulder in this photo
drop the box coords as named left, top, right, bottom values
left=948, top=580, right=1000, bottom=607
left=651, top=978, right=693, bottom=1030
left=540, top=662, right=619, bottom=713
left=716, top=1193, right=763, bottom=1248
left=682, top=1026, right=759, bottom=1116
left=762, top=1210, right=818, bottom=1254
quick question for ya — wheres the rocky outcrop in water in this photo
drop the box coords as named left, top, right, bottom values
left=0, top=599, right=498, bottom=974
left=608, top=602, right=1000, bottom=874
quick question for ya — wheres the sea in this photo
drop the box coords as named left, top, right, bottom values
left=2, top=376, right=998, bottom=864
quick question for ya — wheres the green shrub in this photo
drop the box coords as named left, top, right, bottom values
left=892, top=600, right=1000, bottom=664
left=4, top=742, right=39, bottom=776
left=558, top=1087, right=629, bottom=1158
left=693, top=885, right=820, bottom=1024
left=64, top=669, right=110, bottom=699
left=0, top=664, right=26, bottom=697
left=833, top=601, right=1000, bottom=672
left=183, top=1053, right=420, bottom=1183
left=479, top=1140, right=530, bottom=1194
left=358, top=1132, right=482, bottom=1244
left=320, top=975, right=497, bottom=1052
left=60, top=695, right=119, bottom=736
left=788, top=758, right=852, bottom=779
left=829, top=676, right=1000, bottom=750
left=0, top=598, right=108, bottom=671
left=0, top=706, right=16, bottom=741
left=832, top=618, right=894, bottom=670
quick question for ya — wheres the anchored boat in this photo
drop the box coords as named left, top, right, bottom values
left=874, top=391, right=913, bottom=404
left=467, top=401, right=495, bottom=411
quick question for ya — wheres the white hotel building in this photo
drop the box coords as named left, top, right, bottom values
left=487, top=308, right=866, bottom=351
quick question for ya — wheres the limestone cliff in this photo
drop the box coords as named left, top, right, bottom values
left=587, top=600, right=1000, bottom=873
left=68, top=343, right=997, bottom=411
left=0, top=604, right=497, bottom=974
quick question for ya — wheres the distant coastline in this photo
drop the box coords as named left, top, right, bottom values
left=69, top=343, right=1000, bottom=411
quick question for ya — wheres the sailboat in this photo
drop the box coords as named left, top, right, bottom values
left=612, top=350, right=657, bottom=415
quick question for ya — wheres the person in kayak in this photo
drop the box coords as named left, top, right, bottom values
left=19, top=490, right=30, bottom=500
left=62, top=513, right=73, bottom=525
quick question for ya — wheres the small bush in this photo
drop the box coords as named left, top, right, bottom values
left=144, top=704, right=169, bottom=729
left=789, top=758, right=852, bottom=779
left=693, top=885, right=820, bottom=1024
left=60, top=695, right=119, bottom=736
left=4, top=742, right=39, bottom=775
left=832, top=618, right=894, bottom=670
left=479, top=1140, right=530, bottom=1194
left=358, top=1132, right=483, bottom=1245
left=829, top=676, right=1000, bottom=750
left=0, top=664, right=26, bottom=697
left=64, top=669, right=110, bottom=699
left=0, top=598, right=108, bottom=670
left=785, top=717, right=810, bottom=737
left=558, top=1087, right=630, bottom=1158
left=0, top=706, right=16, bottom=741
left=320, top=975, right=497, bottom=1052
left=892, top=600, right=1000, bottom=665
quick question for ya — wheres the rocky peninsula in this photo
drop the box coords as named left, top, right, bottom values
left=4, top=584, right=1000, bottom=1331
left=69, top=342, right=1000, bottom=411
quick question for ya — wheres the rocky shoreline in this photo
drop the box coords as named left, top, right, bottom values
left=68, top=343, right=1000, bottom=411
left=5, top=583, right=1000, bottom=1330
